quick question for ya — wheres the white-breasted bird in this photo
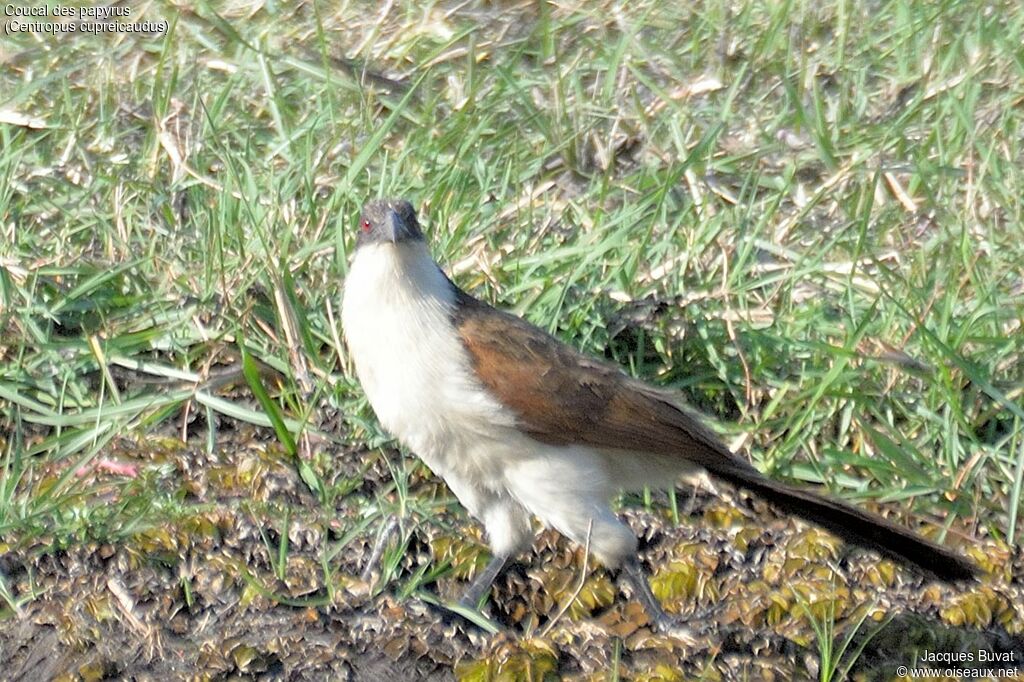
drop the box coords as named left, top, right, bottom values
left=341, top=198, right=978, bottom=629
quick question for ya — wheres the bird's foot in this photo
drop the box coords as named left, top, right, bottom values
left=421, top=552, right=513, bottom=634
left=618, top=557, right=700, bottom=646
left=458, top=552, right=512, bottom=610
left=456, top=583, right=491, bottom=612
left=410, top=589, right=504, bottom=635
left=653, top=619, right=700, bottom=645
left=360, top=515, right=400, bottom=584
left=642, top=604, right=700, bottom=646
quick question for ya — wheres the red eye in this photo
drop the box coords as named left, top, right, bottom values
left=361, top=219, right=372, bottom=232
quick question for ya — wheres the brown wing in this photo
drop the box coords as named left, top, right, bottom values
left=451, top=290, right=758, bottom=480
left=450, top=289, right=980, bottom=582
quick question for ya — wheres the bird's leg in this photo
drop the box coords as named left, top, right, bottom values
left=458, top=552, right=511, bottom=610
left=619, top=557, right=671, bottom=630
left=619, top=557, right=697, bottom=643
left=679, top=472, right=722, bottom=517
left=360, top=515, right=400, bottom=584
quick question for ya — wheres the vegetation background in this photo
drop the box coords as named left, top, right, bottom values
left=1, top=0, right=1022, bottom=679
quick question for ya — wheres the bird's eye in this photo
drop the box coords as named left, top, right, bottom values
left=361, top=219, right=372, bottom=232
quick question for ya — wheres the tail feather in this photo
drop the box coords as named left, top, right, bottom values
left=720, top=468, right=979, bottom=582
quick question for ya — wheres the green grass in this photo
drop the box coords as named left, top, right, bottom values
left=1, top=0, right=1023, bottom=675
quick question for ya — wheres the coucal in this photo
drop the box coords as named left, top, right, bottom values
left=341, top=198, right=978, bottom=630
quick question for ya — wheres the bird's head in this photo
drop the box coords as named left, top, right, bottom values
left=357, top=198, right=424, bottom=248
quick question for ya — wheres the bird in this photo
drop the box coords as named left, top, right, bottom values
left=340, top=197, right=979, bottom=631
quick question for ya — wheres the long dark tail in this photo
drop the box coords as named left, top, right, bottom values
left=720, top=468, right=979, bottom=582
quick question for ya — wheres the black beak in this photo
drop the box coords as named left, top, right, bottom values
left=385, top=208, right=411, bottom=243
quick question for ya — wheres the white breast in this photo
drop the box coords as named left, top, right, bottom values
left=340, top=242, right=517, bottom=481
left=341, top=241, right=660, bottom=566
